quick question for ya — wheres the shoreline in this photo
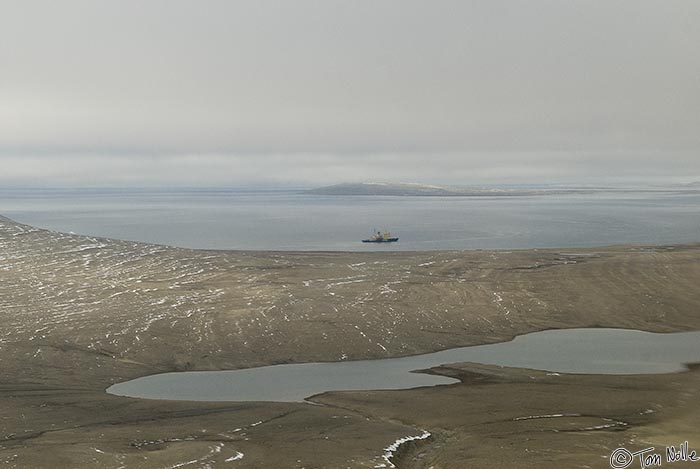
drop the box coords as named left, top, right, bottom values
left=2, top=214, right=700, bottom=467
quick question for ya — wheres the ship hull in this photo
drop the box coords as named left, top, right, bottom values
left=362, top=238, right=399, bottom=243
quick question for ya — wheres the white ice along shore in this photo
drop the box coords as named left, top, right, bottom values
left=374, top=430, right=431, bottom=468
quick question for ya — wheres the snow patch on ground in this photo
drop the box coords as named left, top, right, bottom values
left=225, top=452, right=244, bottom=462
left=374, top=430, right=431, bottom=468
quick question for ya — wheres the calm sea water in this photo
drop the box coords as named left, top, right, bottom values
left=1, top=189, right=699, bottom=251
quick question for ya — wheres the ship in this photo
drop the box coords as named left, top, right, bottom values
left=362, top=230, right=399, bottom=243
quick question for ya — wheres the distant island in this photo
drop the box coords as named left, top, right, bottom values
left=306, top=182, right=574, bottom=197
left=306, top=182, right=700, bottom=196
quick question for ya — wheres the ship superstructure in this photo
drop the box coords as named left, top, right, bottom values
left=362, top=230, right=399, bottom=243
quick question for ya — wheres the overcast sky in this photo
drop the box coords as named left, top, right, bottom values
left=1, top=0, right=698, bottom=187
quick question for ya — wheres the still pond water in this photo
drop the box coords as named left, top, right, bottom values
left=107, top=328, right=700, bottom=402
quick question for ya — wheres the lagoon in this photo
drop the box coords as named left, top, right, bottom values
left=107, top=328, right=700, bottom=402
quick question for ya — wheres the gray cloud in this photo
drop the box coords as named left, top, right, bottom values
left=0, top=152, right=696, bottom=188
left=1, top=0, right=698, bottom=185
